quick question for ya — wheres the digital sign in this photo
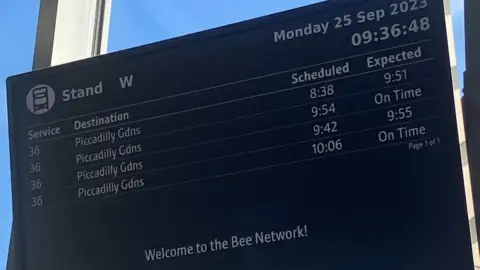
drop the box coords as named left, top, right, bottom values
left=7, top=0, right=474, bottom=269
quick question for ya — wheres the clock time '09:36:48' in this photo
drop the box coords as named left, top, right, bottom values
left=351, top=17, right=431, bottom=47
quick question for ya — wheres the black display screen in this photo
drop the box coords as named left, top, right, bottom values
left=7, top=0, right=474, bottom=269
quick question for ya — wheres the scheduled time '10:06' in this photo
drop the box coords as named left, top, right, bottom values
left=351, top=17, right=431, bottom=47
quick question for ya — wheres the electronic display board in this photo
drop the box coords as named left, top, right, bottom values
left=6, top=0, right=474, bottom=269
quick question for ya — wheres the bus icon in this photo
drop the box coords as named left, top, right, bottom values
left=33, top=87, right=49, bottom=111
left=26, top=85, right=55, bottom=115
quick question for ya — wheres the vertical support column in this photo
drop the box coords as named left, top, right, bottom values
left=464, top=0, right=480, bottom=266
left=7, top=1, right=112, bottom=269
left=444, top=0, right=480, bottom=266
left=32, top=0, right=111, bottom=69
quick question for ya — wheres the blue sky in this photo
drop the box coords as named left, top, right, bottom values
left=0, top=0, right=467, bottom=268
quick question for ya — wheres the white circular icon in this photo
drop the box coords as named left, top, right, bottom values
left=26, top=85, right=56, bottom=115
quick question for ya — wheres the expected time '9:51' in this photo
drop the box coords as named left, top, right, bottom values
left=352, top=17, right=431, bottom=47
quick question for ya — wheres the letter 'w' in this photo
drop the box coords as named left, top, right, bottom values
left=119, top=75, right=134, bottom=89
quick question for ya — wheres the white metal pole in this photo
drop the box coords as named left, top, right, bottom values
left=463, top=0, right=480, bottom=266
left=33, top=0, right=111, bottom=69
left=7, top=0, right=111, bottom=269
left=443, top=0, right=480, bottom=265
